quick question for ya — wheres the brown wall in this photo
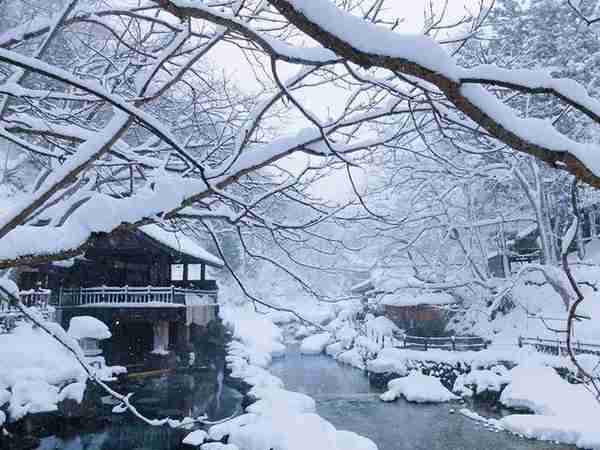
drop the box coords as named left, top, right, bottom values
left=383, top=304, right=448, bottom=335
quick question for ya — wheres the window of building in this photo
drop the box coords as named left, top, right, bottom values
left=171, top=264, right=184, bottom=281
left=188, top=264, right=202, bottom=280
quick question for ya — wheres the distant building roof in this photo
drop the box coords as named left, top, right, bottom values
left=380, top=292, right=456, bottom=308
left=139, top=225, right=224, bottom=268
left=350, top=279, right=374, bottom=294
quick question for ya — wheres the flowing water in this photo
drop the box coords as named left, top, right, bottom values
left=269, top=345, right=576, bottom=450
left=31, top=345, right=576, bottom=450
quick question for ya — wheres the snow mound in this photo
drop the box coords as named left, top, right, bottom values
left=336, top=347, right=365, bottom=370
left=364, top=316, right=399, bottom=337
left=221, top=307, right=285, bottom=366
left=498, top=365, right=600, bottom=448
left=367, top=347, right=568, bottom=375
left=380, top=373, right=459, bottom=403
left=453, top=367, right=510, bottom=397
left=246, top=386, right=316, bottom=415
left=501, top=414, right=600, bottom=450
left=183, top=429, right=208, bottom=446
left=222, top=411, right=377, bottom=450
left=201, top=443, right=239, bottom=450
left=500, top=365, right=597, bottom=415
left=300, top=332, right=331, bottom=354
left=67, top=316, right=111, bottom=340
left=9, top=379, right=59, bottom=418
left=325, top=342, right=345, bottom=357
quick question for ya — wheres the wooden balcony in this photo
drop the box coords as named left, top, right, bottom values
left=58, top=285, right=217, bottom=308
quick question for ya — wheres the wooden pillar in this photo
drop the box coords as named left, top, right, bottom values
left=201, top=264, right=206, bottom=281
left=183, top=263, right=189, bottom=284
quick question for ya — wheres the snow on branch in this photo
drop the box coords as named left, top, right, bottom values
left=246, top=0, right=600, bottom=187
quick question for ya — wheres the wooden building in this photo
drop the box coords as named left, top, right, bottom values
left=16, top=224, right=224, bottom=364
left=379, top=292, right=456, bottom=336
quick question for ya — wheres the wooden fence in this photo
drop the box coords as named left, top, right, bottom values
left=395, top=334, right=489, bottom=352
left=519, top=336, right=600, bottom=356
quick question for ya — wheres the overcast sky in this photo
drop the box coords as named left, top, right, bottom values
left=211, top=0, right=478, bottom=202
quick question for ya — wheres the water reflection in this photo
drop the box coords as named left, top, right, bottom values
left=35, top=368, right=242, bottom=450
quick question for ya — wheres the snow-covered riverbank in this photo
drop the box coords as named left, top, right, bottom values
left=0, top=319, right=124, bottom=429
left=287, top=301, right=600, bottom=450
left=187, top=306, right=378, bottom=450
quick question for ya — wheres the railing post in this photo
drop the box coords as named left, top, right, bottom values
left=79, top=286, right=83, bottom=305
left=424, top=338, right=428, bottom=351
left=124, top=285, right=129, bottom=303
left=171, top=285, right=175, bottom=304
left=518, top=336, right=523, bottom=348
left=403, top=335, right=407, bottom=348
left=451, top=336, right=456, bottom=351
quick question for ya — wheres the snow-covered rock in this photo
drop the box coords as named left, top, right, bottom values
left=224, top=411, right=377, bottom=450
left=57, top=381, right=86, bottom=403
left=9, top=379, right=59, bottom=419
left=67, top=316, right=111, bottom=340
left=453, top=367, right=510, bottom=397
left=380, top=373, right=459, bottom=403
left=501, top=414, right=600, bottom=450
left=201, top=444, right=239, bottom=450
left=325, top=342, right=345, bottom=357
left=0, top=323, right=87, bottom=420
left=182, top=429, right=208, bottom=446
left=498, top=364, right=600, bottom=449
left=221, top=307, right=285, bottom=366
left=364, top=316, right=399, bottom=337
left=246, top=386, right=316, bottom=415
left=300, top=332, right=331, bottom=355
left=336, top=347, right=365, bottom=370
left=0, top=322, right=125, bottom=422
left=499, top=365, right=595, bottom=415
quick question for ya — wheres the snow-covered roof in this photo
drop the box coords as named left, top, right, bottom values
left=140, top=225, right=223, bottom=267
left=350, top=279, right=374, bottom=294
left=516, top=223, right=538, bottom=240
left=380, top=292, right=456, bottom=308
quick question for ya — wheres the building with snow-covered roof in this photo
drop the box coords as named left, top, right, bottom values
left=379, top=292, right=457, bottom=336
left=16, top=224, right=223, bottom=367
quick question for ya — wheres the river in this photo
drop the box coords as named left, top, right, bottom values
left=31, top=345, right=575, bottom=450
left=269, top=345, right=575, bottom=450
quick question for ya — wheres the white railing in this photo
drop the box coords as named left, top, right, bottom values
left=59, top=285, right=217, bottom=307
left=0, top=289, right=51, bottom=314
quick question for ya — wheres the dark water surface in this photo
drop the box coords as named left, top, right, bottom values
left=35, top=370, right=243, bottom=450
left=269, top=346, right=576, bottom=450
left=34, top=345, right=576, bottom=450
